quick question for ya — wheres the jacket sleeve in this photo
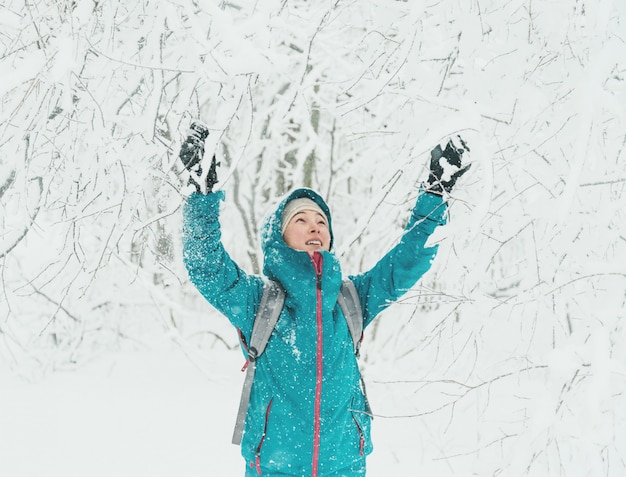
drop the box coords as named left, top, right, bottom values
left=349, top=189, right=447, bottom=328
left=182, top=191, right=263, bottom=337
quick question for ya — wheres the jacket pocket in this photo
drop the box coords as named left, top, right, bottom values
left=251, top=398, right=274, bottom=475
left=351, top=413, right=366, bottom=456
left=350, top=396, right=373, bottom=456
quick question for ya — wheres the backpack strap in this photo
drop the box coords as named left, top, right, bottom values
left=232, top=280, right=285, bottom=445
left=338, top=279, right=372, bottom=416
left=337, top=279, right=364, bottom=357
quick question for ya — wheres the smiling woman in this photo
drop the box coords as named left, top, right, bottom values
left=282, top=207, right=331, bottom=254
left=180, top=124, right=472, bottom=476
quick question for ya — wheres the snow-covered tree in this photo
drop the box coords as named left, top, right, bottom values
left=1, top=0, right=624, bottom=474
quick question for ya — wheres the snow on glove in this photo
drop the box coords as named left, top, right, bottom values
left=425, top=135, right=471, bottom=195
left=179, top=121, right=220, bottom=194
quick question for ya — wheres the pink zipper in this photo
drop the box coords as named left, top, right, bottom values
left=311, top=252, right=324, bottom=477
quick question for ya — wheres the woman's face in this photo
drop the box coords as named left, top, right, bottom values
left=282, top=209, right=331, bottom=254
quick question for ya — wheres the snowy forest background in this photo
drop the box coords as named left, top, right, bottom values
left=1, top=0, right=625, bottom=476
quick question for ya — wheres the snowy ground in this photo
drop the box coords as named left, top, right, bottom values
left=1, top=348, right=431, bottom=477
left=1, top=350, right=240, bottom=477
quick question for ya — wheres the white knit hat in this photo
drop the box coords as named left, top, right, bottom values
left=281, top=198, right=328, bottom=234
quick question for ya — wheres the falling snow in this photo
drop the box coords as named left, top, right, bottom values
left=1, top=1, right=625, bottom=476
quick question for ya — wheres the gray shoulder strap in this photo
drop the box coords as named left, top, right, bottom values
left=337, top=279, right=372, bottom=415
left=337, top=279, right=363, bottom=357
left=232, top=280, right=285, bottom=445
left=248, top=281, right=285, bottom=359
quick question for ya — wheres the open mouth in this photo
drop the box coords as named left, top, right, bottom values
left=306, top=240, right=322, bottom=246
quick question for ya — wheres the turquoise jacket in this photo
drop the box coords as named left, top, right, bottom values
left=182, top=188, right=447, bottom=476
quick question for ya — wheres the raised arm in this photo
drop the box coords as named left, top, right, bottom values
left=349, top=189, right=447, bottom=327
left=350, top=136, right=470, bottom=327
left=180, top=122, right=262, bottom=336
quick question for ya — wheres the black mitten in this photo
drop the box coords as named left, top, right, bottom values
left=179, top=121, right=219, bottom=193
left=426, top=135, right=471, bottom=195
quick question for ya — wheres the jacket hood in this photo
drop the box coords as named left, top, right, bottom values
left=260, top=188, right=334, bottom=254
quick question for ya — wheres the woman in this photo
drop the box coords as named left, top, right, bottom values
left=180, top=123, right=470, bottom=476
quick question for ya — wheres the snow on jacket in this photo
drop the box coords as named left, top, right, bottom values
left=182, top=188, right=447, bottom=476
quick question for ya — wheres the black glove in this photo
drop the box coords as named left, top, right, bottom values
left=426, top=135, right=471, bottom=195
left=179, top=121, right=219, bottom=194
